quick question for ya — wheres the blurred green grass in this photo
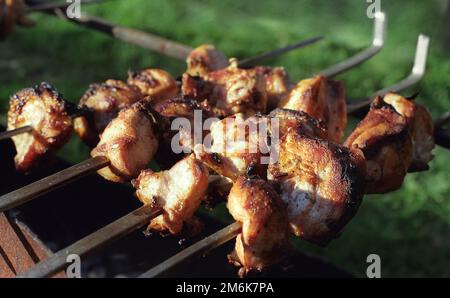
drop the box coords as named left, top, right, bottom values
left=1, top=0, right=449, bottom=277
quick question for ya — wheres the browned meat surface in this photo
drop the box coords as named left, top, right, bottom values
left=268, top=108, right=327, bottom=140
left=182, top=60, right=268, bottom=117
left=127, top=68, right=178, bottom=105
left=268, top=129, right=365, bottom=245
left=74, top=79, right=142, bottom=147
left=0, top=0, right=32, bottom=39
left=186, top=44, right=228, bottom=77
left=132, top=154, right=209, bottom=235
left=227, top=175, right=290, bottom=277
left=279, top=75, right=347, bottom=142
left=253, top=66, right=292, bottom=110
left=344, top=94, right=434, bottom=193
left=91, top=101, right=159, bottom=183
left=7, top=82, right=73, bottom=172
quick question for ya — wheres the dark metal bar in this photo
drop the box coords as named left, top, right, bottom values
left=139, top=221, right=242, bottom=278
left=0, top=156, right=110, bottom=213
left=0, top=126, right=33, bottom=141
left=238, top=36, right=324, bottom=67
left=435, top=129, right=450, bottom=150
left=18, top=206, right=162, bottom=278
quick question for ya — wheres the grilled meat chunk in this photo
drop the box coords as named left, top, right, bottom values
left=91, top=101, right=159, bottom=183
left=382, top=93, right=435, bottom=171
left=195, top=114, right=270, bottom=181
left=127, top=68, right=178, bottom=105
left=74, top=79, right=142, bottom=147
left=344, top=94, right=434, bottom=193
left=196, top=109, right=327, bottom=181
left=279, top=75, right=347, bottom=142
left=227, top=175, right=290, bottom=277
left=268, top=129, right=365, bottom=245
left=0, top=0, right=32, bottom=39
left=182, top=60, right=268, bottom=117
left=253, top=66, right=292, bottom=110
left=186, top=44, right=228, bottom=77
left=7, top=82, right=73, bottom=172
left=132, top=154, right=209, bottom=235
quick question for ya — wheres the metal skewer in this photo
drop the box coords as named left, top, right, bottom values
left=318, top=12, right=386, bottom=78
left=347, top=34, right=430, bottom=114
left=38, top=2, right=323, bottom=62
left=26, top=0, right=104, bottom=12
left=18, top=206, right=162, bottom=278
left=139, top=222, right=242, bottom=278
left=49, top=10, right=193, bottom=60
left=18, top=65, right=449, bottom=280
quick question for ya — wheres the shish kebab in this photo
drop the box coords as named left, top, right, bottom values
left=137, top=81, right=443, bottom=277
left=3, top=0, right=323, bottom=62
left=17, top=37, right=446, bottom=276
left=0, top=35, right=323, bottom=161
left=1, top=7, right=387, bottom=153
left=4, top=21, right=440, bottom=278
left=0, top=0, right=107, bottom=39
left=0, top=11, right=388, bottom=171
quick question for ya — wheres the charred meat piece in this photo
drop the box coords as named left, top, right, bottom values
left=0, top=0, right=32, bottom=39
left=132, top=154, right=209, bottom=235
left=382, top=93, right=435, bottom=171
left=279, top=75, right=347, bottom=142
left=74, top=80, right=142, bottom=147
left=268, top=129, right=365, bottom=245
left=253, top=66, right=292, bottom=110
left=182, top=60, right=268, bottom=117
left=91, top=101, right=159, bottom=183
left=195, top=114, right=270, bottom=181
left=7, top=82, right=73, bottom=172
left=344, top=94, right=434, bottom=193
left=186, top=44, right=228, bottom=77
left=154, top=98, right=214, bottom=151
left=227, top=175, right=290, bottom=277
left=127, top=68, right=178, bottom=105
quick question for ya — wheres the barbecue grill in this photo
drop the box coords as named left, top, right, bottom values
left=1, top=1, right=449, bottom=278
